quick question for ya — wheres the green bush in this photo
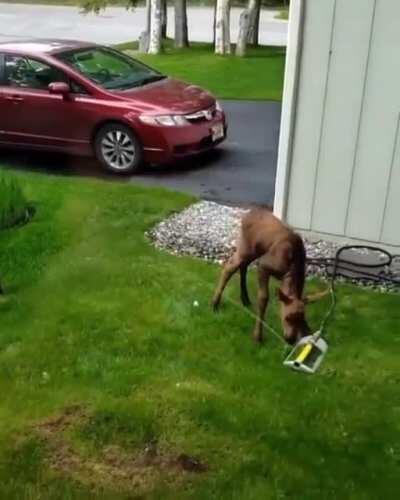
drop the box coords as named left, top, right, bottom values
left=0, top=175, right=29, bottom=230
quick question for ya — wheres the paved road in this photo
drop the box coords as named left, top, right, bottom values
left=2, top=100, right=281, bottom=206
left=0, top=4, right=288, bottom=46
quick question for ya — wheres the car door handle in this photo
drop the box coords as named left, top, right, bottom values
left=5, top=95, right=24, bottom=103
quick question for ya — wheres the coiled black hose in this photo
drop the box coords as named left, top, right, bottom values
left=308, top=245, right=400, bottom=286
left=308, top=245, right=400, bottom=334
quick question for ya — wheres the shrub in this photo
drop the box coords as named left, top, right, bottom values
left=0, top=175, right=29, bottom=230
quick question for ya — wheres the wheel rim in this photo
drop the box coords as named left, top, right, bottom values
left=101, top=130, right=136, bottom=171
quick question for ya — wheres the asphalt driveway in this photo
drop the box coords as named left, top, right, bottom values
left=1, top=100, right=281, bottom=206
left=132, top=100, right=281, bottom=206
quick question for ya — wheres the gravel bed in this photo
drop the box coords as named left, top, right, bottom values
left=147, top=201, right=399, bottom=293
left=148, top=201, right=247, bottom=263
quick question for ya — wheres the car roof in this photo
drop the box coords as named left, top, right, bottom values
left=0, top=38, right=96, bottom=55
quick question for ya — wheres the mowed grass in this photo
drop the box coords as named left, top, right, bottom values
left=0, top=169, right=399, bottom=498
left=0, top=174, right=29, bottom=230
left=117, top=41, right=286, bottom=101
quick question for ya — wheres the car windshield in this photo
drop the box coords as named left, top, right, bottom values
left=56, top=47, right=166, bottom=90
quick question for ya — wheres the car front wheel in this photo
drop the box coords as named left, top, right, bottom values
left=95, top=123, right=143, bottom=174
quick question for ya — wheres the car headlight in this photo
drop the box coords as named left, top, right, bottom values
left=215, top=100, right=223, bottom=112
left=139, top=114, right=188, bottom=126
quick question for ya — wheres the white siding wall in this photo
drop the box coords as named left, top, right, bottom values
left=283, top=0, right=400, bottom=248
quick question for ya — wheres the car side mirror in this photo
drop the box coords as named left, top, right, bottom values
left=48, top=82, right=70, bottom=99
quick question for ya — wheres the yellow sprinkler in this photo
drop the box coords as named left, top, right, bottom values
left=283, top=331, right=328, bottom=374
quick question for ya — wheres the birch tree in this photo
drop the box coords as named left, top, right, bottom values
left=148, top=0, right=162, bottom=54
left=247, top=0, right=261, bottom=46
left=212, top=1, right=217, bottom=48
left=139, top=0, right=151, bottom=52
left=174, top=0, right=189, bottom=48
left=215, top=0, right=231, bottom=55
left=146, top=0, right=151, bottom=34
left=235, top=0, right=258, bottom=56
left=161, top=0, right=167, bottom=39
left=236, top=8, right=250, bottom=57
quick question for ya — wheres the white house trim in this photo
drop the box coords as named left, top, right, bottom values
left=273, top=0, right=304, bottom=220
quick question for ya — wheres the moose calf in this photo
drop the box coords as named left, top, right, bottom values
left=212, top=208, right=327, bottom=344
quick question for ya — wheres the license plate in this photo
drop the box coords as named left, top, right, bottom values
left=211, top=123, right=224, bottom=142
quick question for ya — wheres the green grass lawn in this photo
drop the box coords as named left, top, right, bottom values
left=0, top=168, right=399, bottom=498
left=0, top=174, right=29, bottom=230
left=117, top=41, right=286, bottom=101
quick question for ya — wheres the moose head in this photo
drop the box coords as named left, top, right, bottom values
left=277, top=289, right=330, bottom=345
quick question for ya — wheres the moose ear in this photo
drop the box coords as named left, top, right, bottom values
left=277, top=289, right=292, bottom=304
left=303, top=288, right=330, bottom=305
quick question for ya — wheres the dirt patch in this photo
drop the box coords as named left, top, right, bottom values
left=176, top=453, right=208, bottom=473
left=34, top=406, right=208, bottom=494
left=35, top=404, right=88, bottom=437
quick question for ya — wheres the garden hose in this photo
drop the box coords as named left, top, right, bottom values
left=309, top=245, right=400, bottom=335
left=285, top=245, right=399, bottom=374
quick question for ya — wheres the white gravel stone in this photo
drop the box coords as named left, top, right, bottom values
left=147, top=201, right=248, bottom=262
left=147, top=201, right=399, bottom=293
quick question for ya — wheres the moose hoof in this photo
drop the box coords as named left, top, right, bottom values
left=241, top=296, right=251, bottom=308
left=211, top=299, right=221, bottom=312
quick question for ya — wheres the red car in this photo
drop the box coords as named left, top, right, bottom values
left=0, top=39, right=227, bottom=174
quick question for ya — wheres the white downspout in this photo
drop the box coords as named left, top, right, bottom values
left=273, top=0, right=305, bottom=220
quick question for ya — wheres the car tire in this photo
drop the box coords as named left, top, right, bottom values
left=95, top=123, right=143, bottom=174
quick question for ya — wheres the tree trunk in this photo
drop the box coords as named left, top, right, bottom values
left=215, top=0, right=231, bottom=55
left=149, top=0, right=162, bottom=54
left=139, top=31, right=150, bottom=53
left=236, top=0, right=258, bottom=56
left=174, top=0, right=189, bottom=48
left=146, top=0, right=151, bottom=33
left=247, top=0, right=260, bottom=46
left=254, top=3, right=260, bottom=46
left=161, top=0, right=167, bottom=39
left=235, top=9, right=250, bottom=57
left=212, top=0, right=217, bottom=48
left=139, top=0, right=152, bottom=53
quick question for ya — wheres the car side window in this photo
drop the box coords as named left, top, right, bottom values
left=5, top=55, right=68, bottom=90
left=0, top=53, right=5, bottom=85
left=4, top=55, right=88, bottom=94
left=69, top=79, right=89, bottom=95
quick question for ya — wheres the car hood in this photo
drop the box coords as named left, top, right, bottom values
left=115, top=78, right=215, bottom=114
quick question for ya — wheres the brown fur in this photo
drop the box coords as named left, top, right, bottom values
left=212, top=208, right=326, bottom=344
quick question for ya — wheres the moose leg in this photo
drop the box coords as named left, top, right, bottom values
left=240, top=263, right=251, bottom=307
left=212, top=253, right=243, bottom=311
left=252, top=266, right=270, bottom=344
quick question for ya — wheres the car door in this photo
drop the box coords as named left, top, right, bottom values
left=0, top=53, right=95, bottom=152
left=0, top=52, right=7, bottom=140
